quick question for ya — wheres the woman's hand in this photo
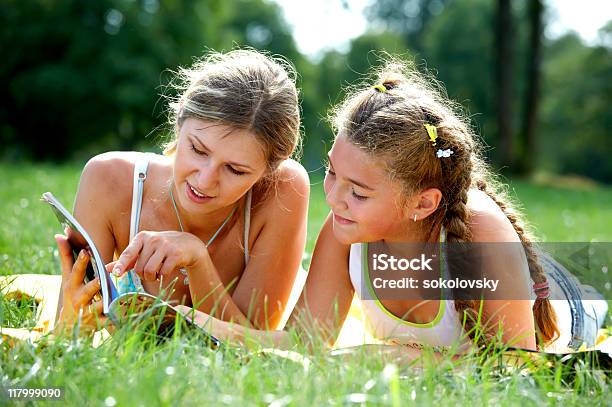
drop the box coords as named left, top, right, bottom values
left=54, top=234, right=107, bottom=334
left=111, top=231, right=209, bottom=283
left=175, top=305, right=212, bottom=326
left=175, top=305, right=235, bottom=341
left=174, top=305, right=293, bottom=349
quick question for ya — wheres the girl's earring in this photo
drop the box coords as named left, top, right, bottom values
left=413, top=214, right=418, bottom=222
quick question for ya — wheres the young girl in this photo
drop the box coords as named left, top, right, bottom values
left=55, top=49, right=309, bottom=333
left=178, top=60, right=607, bottom=353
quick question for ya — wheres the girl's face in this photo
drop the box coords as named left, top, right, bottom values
left=173, top=118, right=268, bottom=215
left=324, top=135, right=412, bottom=244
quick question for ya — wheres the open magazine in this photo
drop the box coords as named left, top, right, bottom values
left=41, top=192, right=220, bottom=347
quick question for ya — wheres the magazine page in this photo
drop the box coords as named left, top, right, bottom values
left=41, top=192, right=118, bottom=313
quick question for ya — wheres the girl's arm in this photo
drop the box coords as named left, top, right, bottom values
left=285, top=213, right=355, bottom=346
left=468, top=192, right=537, bottom=350
left=175, top=306, right=291, bottom=349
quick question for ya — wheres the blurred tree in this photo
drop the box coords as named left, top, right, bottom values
left=422, top=0, right=496, bottom=153
left=365, top=0, right=452, bottom=53
left=1, top=0, right=609, bottom=183
left=539, top=27, right=612, bottom=183
left=363, top=0, right=503, bottom=162
left=1, top=0, right=215, bottom=160
left=516, top=0, right=544, bottom=175
left=299, top=50, right=346, bottom=170
left=299, top=31, right=408, bottom=171
left=344, top=32, right=408, bottom=84
left=495, top=0, right=515, bottom=167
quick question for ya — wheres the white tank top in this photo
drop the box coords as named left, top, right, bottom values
left=349, top=241, right=468, bottom=348
left=117, top=155, right=253, bottom=294
left=349, top=235, right=584, bottom=351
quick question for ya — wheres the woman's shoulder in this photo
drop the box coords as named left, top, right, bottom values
left=79, top=151, right=170, bottom=202
left=254, top=158, right=309, bottom=220
left=276, top=158, right=310, bottom=195
left=82, top=151, right=167, bottom=182
left=466, top=188, right=521, bottom=243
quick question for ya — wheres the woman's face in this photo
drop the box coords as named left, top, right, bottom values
left=173, top=118, right=268, bottom=214
left=324, top=135, right=412, bottom=244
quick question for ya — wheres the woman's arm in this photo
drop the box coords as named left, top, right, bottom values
left=54, top=154, right=130, bottom=331
left=72, top=154, right=128, bottom=262
left=177, top=213, right=355, bottom=349
left=225, top=159, right=310, bottom=329
left=112, top=159, right=310, bottom=329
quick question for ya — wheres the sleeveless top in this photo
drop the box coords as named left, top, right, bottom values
left=348, top=229, right=467, bottom=348
left=116, top=156, right=252, bottom=294
left=348, top=230, right=605, bottom=351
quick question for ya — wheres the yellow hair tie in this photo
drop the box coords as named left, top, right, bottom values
left=424, top=123, right=438, bottom=146
left=373, top=84, right=387, bottom=93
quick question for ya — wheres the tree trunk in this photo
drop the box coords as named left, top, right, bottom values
left=495, top=0, right=514, bottom=169
left=518, top=0, right=544, bottom=175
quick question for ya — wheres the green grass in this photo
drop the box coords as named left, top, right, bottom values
left=0, top=277, right=39, bottom=329
left=1, top=163, right=611, bottom=405
left=505, top=179, right=612, bottom=242
left=0, top=163, right=82, bottom=276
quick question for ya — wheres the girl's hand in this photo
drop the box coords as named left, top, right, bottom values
left=54, top=234, right=107, bottom=333
left=111, top=231, right=209, bottom=282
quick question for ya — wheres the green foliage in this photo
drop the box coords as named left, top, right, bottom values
left=539, top=29, right=612, bottom=182
left=0, top=0, right=610, bottom=182
left=0, top=0, right=303, bottom=162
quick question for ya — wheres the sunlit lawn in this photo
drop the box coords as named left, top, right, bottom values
left=1, top=162, right=611, bottom=405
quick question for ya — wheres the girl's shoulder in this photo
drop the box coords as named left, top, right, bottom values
left=466, top=188, right=521, bottom=243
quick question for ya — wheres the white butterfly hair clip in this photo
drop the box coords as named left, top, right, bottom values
left=436, top=149, right=454, bottom=158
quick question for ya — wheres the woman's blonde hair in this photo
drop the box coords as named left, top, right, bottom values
left=164, top=49, right=301, bottom=186
left=331, top=58, right=559, bottom=347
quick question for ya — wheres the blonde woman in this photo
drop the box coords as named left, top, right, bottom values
left=55, top=49, right=309, bottom=333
